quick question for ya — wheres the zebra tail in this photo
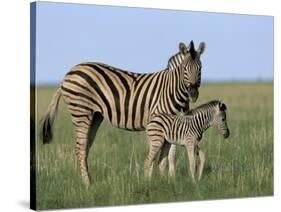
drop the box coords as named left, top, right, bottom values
left=40, top=87, right=62, bottom=144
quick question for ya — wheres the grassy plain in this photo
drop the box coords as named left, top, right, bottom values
left=35, top=82, right=273, bottom=209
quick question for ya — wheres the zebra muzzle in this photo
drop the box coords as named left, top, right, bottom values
left=223, top=129, right=230, bottom=139
left=189, top=91, right=199, bottom=102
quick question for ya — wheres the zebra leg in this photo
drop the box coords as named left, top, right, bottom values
left=185, top=141, right=196, bottom=183
left=72, top=112, right=103, bottom=187
left=87, top=112, right=104, bottom=153
left=168, top=144, right=177, bottom=178
left=144, top=138, right=164, bottom=179
left=158, top=141, right=171, bottom=177
left=198, top=148, right=205, bottom=181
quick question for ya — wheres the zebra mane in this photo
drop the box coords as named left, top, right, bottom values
left=185, top=100, right=221, bottom=116
left=167, top=52, right=186, bottom=70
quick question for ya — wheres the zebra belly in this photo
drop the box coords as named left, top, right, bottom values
left=166, top=138, right=186, bottom=146
left=61, top=85, right=148, bottom=131
left=106, top=111, right=147, bottom=131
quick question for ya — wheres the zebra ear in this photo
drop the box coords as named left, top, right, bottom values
left=179, top=42, right=188, bottom=54
left=197, top=42, right=206, bottom=55
left=219, top=102, right=227, bottom=111
left=187, top=40, right=196, bottom=59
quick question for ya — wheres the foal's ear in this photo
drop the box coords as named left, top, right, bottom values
left=219, top=102, right=227, bottom=111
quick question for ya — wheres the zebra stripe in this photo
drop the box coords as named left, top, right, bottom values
left=40, top=41, right=206, bottom=186
left=145, top=100, right=229, bottom=181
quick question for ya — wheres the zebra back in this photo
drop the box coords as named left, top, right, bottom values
left=60, top=41, right=205, bottom=131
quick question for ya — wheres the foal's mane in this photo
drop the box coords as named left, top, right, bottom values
left=185, top=100, right=220, bottom=116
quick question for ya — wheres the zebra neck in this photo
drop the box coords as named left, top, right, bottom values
left=192, top=109, right=212, bottom=134
left=202, top=117, right=211, bottom=132
left=168, top=52, right=185, bottom=71
left=153, top=68, right=189, bottom=115
left=167, top=68, right=189, bottom=107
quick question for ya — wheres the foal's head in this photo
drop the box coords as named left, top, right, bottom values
left=211, top=101, right=230, bottom=139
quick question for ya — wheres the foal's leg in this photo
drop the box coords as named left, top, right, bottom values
left=185, top=141, right=196, bottom=183
left=168, top=144, right=177, bottom=177
left=198, top=148, right=205, bottom=181
left=158, top=141, right=171, bottom=177
left=144, top=137, right=164, bottom=179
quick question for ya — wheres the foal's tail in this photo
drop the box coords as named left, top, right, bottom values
left=40, top=87, right=62, bottom=144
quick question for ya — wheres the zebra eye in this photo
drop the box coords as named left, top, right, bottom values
left=222, top=118, right=225, bottom=121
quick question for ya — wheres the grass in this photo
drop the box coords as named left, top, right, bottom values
left=35, top=82, right=273, bottom=210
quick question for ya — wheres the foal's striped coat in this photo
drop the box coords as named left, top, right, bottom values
left=145, top=100, right=230, bottom=182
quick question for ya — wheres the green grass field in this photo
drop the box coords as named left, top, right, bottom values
left=35, top=82, right=273, bottom=210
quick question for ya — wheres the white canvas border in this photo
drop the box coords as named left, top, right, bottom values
left=0, top=0, right=279, bottom=211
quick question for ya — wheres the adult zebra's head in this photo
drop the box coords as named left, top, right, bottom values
left=168, top=40, right=206, bottom=103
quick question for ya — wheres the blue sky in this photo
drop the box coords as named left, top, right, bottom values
left=33, top=2, right=273, bottom=84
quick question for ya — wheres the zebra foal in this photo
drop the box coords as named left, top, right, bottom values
left=145, top=100, right=230, bottom=182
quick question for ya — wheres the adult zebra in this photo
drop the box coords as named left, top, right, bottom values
left=40, top=40, right=206, bottom=186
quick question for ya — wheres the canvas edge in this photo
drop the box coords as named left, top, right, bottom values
left=30, top=1, right=37, bottom=211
